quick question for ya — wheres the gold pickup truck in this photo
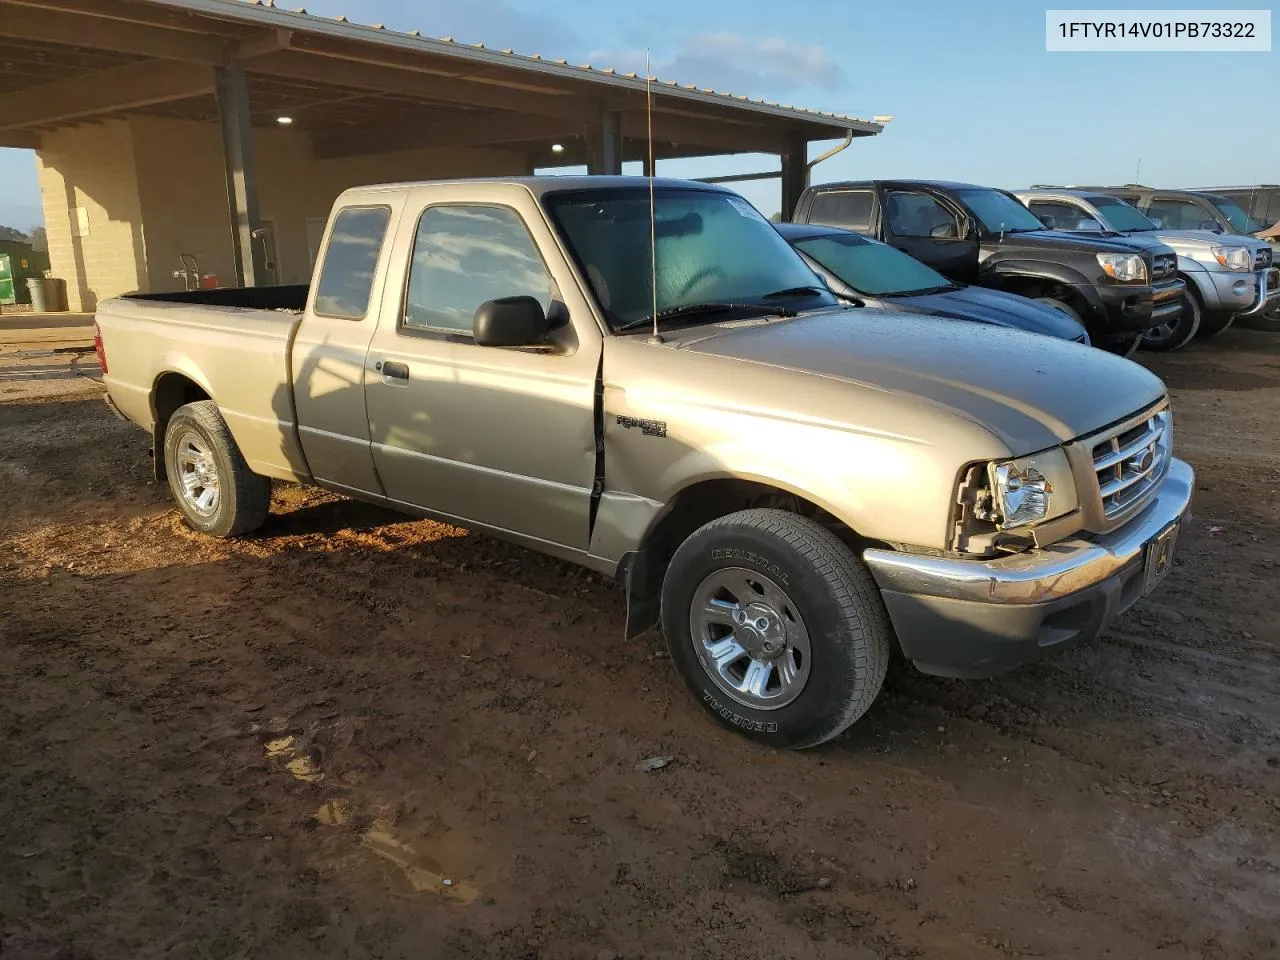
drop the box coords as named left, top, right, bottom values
left=96, top=176, right=1193, bottom=748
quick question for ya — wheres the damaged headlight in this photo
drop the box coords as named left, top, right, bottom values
left=974, top=448, right=1078, bottom=531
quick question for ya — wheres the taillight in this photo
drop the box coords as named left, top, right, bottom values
left=93, top=319, right=107, bottom=375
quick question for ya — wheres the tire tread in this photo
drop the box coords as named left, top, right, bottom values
left=667, top=508, right=891, bottom=749
left=166, top=400, right=271, bottom=537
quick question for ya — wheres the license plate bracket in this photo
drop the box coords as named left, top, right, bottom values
left=1143, top=521, right=1180, bottom=594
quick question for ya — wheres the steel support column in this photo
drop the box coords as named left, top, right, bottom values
left=588, top=108, right=623, bottom=175
left=779, top=134, right=809, bottom=222
left=215, top=61, right=265, bottom=287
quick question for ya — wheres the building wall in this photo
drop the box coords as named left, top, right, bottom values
left=38, top=115, right=529, bottom=304
left=36, top=121, right=149, bottom=312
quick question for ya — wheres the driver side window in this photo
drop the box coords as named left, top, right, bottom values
left=1146, top=199, right=1205, bottom=232
left=884, top=191, right=961, bottom=239
left=404, top=205, right=551, bottom=335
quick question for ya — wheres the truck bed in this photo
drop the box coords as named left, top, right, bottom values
left=97, top=290, right=309, bottom=483
left=125, top=283, right=309, bottom=312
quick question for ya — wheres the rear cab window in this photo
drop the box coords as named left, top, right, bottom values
left=806, top=189, right=874, bottom=232
left=313, top=206, right=393, bottom=319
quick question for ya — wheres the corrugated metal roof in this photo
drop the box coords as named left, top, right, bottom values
left=145, top=0, right=881, bottom=134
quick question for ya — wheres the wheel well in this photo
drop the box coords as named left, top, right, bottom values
left=625, top=478, right=870, bottom=595
left=151, top=373, right=211, bottom=481
left=995, top=275, right=1088, bottom=313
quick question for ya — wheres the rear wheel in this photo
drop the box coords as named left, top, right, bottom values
left=163, top=400, right=271, bottom=538
left=1141, top=287, right=1201, bottom=352
left=660, top=509, right=891, bottom=749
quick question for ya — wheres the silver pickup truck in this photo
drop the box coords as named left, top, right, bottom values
left=1017, top=188, right=1278, bottom=350
left=96, top=177, right=1194, bottom=749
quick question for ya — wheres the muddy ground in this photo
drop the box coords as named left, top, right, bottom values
left=1, top=329, right=1277, bottom=960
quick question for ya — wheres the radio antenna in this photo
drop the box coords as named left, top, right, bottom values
left=645, top=49, right=663, bottom=344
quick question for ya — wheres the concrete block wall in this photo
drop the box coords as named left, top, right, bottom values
left=38, top=114, right=529, bottom=304
left=36, top=120, right=149, bottom=312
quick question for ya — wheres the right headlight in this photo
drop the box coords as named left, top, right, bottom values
left=976, top=447, right=1078, bottom=531
left=1096, top=252, right=1147, bottom=283
left=1210, top=245, right=1252, bottom=271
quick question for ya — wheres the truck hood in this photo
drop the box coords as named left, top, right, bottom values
left=882, top=286, right=1088, bottom=342
left=1151, top=229, right=1273, bottom=259
left=998, top=229, right=1166, bottom=256
left=670, top=307, right=1165, bottom=454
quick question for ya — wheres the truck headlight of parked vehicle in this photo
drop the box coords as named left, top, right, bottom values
left=1096, top=252, right=1147, bottom=283
left=972, top=447, right=1078, bottom=531
left=1210, top=245, right=1253, bottom=271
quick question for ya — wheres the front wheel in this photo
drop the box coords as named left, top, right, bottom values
left=163, top=400, right=272, bottom=538
left=1141, top=290, right=1201, bottom=352
left=660, top=509, right=892, bottom=749
left=1236, top=301, right=1280, bottom=333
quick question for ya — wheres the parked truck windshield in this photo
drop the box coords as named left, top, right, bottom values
left=1088, top=196, right=1157, bottom=232
left=1210, top=196, right=1264, bottom=234
left=792, top=234, right=956, bottom=296
left=956, top=188, right=1046, bottom=235
left=545, top=187, right=834, bottom=330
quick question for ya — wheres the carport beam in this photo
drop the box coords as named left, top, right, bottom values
left=215, top=61, right=266, bottom=287
left=589, top=109, right=624, bottom=175
left=780, top=134, right=808, bottom=223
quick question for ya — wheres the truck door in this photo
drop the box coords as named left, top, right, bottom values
left=879, top=187, right=978, bottom=282
left=291, top=197, right=407, bottom=496
left=363, top=186, right=601, bottom=551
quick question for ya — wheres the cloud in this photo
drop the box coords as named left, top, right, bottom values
left=589, top=34, right=847, bottom=96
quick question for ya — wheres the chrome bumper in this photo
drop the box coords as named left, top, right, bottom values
left=1239, top=267, right=1279, bottom=317
left=863, top=458, right=1194, bottom=606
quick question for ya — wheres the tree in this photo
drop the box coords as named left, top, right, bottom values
left=0, top=225, right=27, bottom=244
left=28, top=226, right=46, bottom=252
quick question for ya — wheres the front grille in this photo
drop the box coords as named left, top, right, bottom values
left=1152, top=253, right=1177, bottom=280
left=1256, top=247, right=1273, bottom=270
left=1091, top=409, right=1171, bottom=519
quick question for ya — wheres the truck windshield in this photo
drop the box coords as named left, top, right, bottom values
left=544, top=187, right=835, bottom=331
left=1088, top=195, right=1157, bottom=232
left=1206, top=196, right=1263, bottom=234
left=792, top=234, right=954, bottom=296
left=955, top=188, right=1046, bottom=235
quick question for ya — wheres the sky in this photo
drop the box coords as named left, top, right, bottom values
left=1, top=0, right=1274, bottom=227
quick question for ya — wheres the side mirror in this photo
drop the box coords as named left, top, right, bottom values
left=1076, top=218, right=1103, bottom=232
left=1037, top=214, right=1057, bottom=230
left=1149, top=217, right=1163, bottom=229
left=1199, top=220, right=1221, bottom=233
left=474, top=296, right=553, bottom=347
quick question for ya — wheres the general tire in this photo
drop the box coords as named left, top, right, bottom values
left=1140, top=287, right=1201, bottom=352
left=1194, top=285, right=1235, bottom=339
left=660, top=509, right=892, bottom=749
left=163, top=400, right=271, bottom=538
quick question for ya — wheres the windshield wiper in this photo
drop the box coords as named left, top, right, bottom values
left=761, top=285, right=828, bottom=299
left=614, top=301, right=797, bottom=333
left=764, top=284, right=863, bottom=306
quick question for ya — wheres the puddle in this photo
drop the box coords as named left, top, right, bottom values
left=360, top=823, right=479, bottom=903
left=264, top=735, right=324, bottom=783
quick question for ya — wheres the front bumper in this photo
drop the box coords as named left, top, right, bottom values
left=862, top=458, right=1194, bottom=679
left=1234, top=267, right=1279, bottom=317
left=1096, top=277, right=1185, bottom=333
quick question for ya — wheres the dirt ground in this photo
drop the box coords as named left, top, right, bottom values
left=1, top=328, right=1278, bottom=960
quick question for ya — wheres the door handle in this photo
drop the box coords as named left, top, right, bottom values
left=380, top=360, right=409, bottom=381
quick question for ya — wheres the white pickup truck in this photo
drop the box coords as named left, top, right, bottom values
left=96, top=177, right=1193, bottom=748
